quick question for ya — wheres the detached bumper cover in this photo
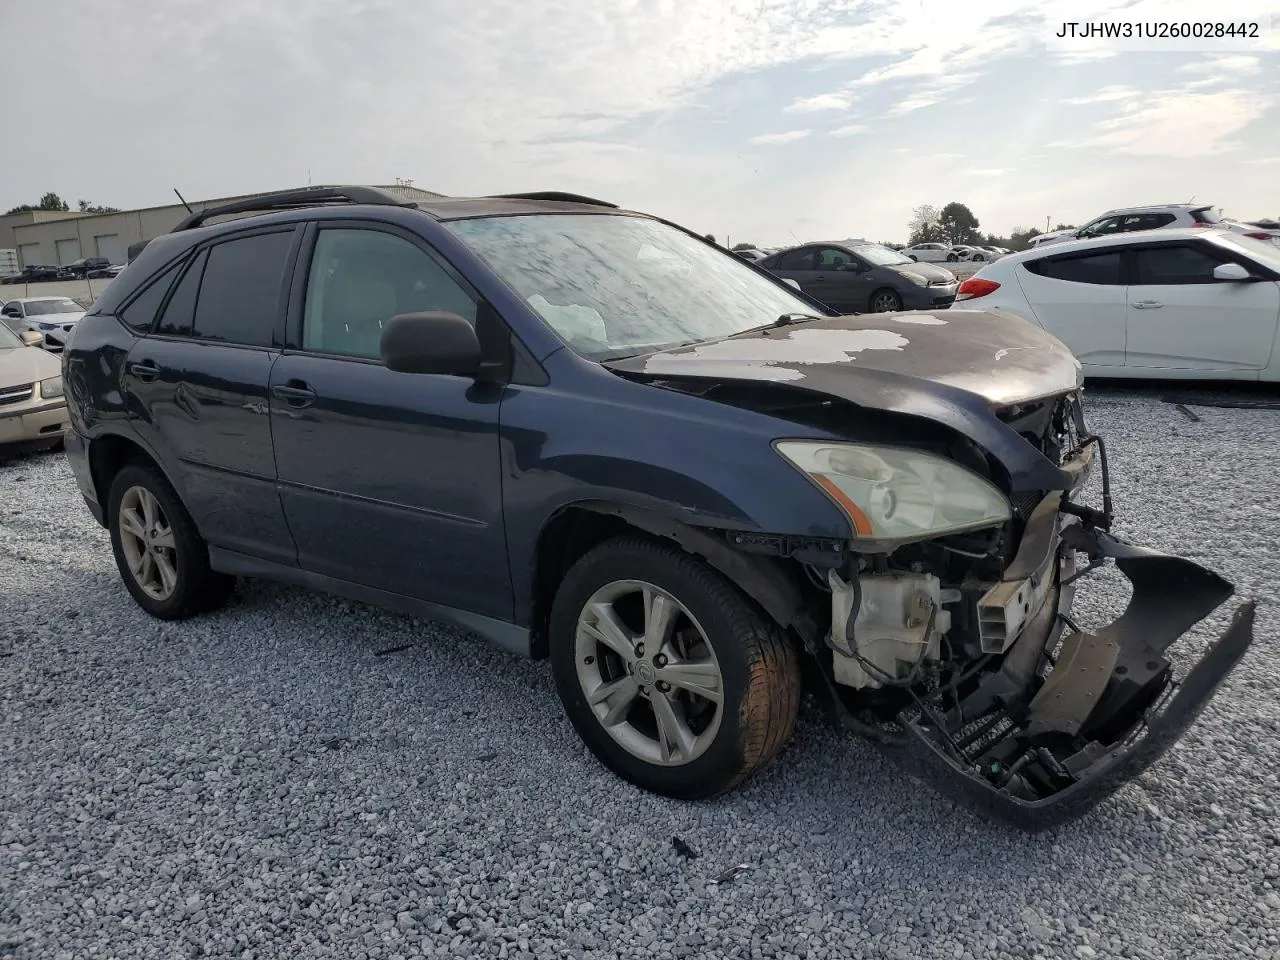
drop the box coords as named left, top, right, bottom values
left=898, top=526, right=1255, bottom=830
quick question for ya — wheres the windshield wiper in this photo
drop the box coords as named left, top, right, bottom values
left=772, top=312, right=824, bottom=327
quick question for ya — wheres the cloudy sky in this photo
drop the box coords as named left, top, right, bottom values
left=8, top=0, right=1279, bottom=245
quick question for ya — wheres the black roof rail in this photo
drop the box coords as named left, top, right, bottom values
left=172, top=185, right=412, bottom=232
left=490, top=191, right=618, bottom=209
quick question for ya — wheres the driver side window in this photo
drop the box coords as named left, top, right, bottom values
left=303, top=229, right=477, bottom=360
left=816, top=247, right=853, bottom=270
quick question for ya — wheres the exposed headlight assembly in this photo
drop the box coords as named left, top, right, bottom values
left=39, top=375, right=64, bottom=398
left=775, top=441, right=1011, bottom=544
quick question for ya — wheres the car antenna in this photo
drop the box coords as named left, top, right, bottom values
left=173, top=188, right=194, bottom=214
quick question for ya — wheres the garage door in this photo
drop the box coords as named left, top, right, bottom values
left=94, top=234, right=125, bottom=265
left=55, top=238, right=82, bottom=265
left=18, top=243, right=41, bottom=268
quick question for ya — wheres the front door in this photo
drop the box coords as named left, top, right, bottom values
left=811, top=247, right=870, bottom=313
left=123, top=227, right=300, bottom=564
left=1125, top=243, right=1280, bottom=371
left=268, top=223, right=511, bottom=620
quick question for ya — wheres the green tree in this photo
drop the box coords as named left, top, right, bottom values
left=731, top=241, right=757, bottom=251
left=78, top=199, right=122, bottom=214
left=937, top=202, right=981, bottom=244
left=5, top=192, right=71, bottom=215
left=907, top=204, right=945, bottom=244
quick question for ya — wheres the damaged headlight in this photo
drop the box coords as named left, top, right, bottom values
left=775, top=441, right=1011, bottom=543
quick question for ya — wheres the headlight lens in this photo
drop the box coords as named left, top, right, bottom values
left=775, top=441, right=1011, bottom=542
left=39, top=375, right=64, bottom=398
left=899, top=271, right=930, bottom=287
left=38, top=322, right=58, bottom=331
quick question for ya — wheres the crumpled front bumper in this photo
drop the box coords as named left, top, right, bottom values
left=898, top=516, right=1255, bottom=830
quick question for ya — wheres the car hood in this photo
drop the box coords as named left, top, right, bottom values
left=605, top=309, right=1084, bottom=492
left=888, top=261, right=955, bottom=283
left=0, top=344, right=61, bottom=388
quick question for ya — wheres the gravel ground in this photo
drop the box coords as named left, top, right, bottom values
left=2, top=386, right=1278, bottom=960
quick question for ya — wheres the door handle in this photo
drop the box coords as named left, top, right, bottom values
left=811, top=276, right=825, bottom=282
left=272, top=380, right=316, bottom=407
left=128, top=360, right=161, bottom=382
left=1131, top=300, right=1164, bottom=309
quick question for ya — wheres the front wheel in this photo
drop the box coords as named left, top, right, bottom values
left=549, top=537, right=800, bottom=799
left=869, top=288, right=904, bottom=312
left=946, top=253, right=958, bottom=262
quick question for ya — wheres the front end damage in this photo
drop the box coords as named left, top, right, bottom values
left=805, top=395, right=1255, bottom=829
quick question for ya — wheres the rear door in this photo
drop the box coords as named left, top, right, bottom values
left=1015, top=248, right=1128, bottom=371
left=123, top=226, right=299, bottom=564
left=1125, top=242, right=1280, bottom=372
left=268, top=222, right=511, bottom=620
left=764, top=247, right=819, bottom=298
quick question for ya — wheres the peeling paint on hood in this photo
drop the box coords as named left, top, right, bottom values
left=640, top=328, right=911, bottom=382
left=612, top=309, right=1081, bottom=408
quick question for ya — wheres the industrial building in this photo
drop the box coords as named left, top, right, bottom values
left=3, top=184, right=446, bottom=271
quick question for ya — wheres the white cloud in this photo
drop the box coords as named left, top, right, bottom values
left=1181, top=55, right=1261, bottom=75
left=785, top=93, right=853, bottom=113
left=1241, top=156, right=1280, bottom=165
left=1059, top=90, right=1270, bottom=158
left=750, top=129, right=812, bottom=145
left=967, top=168, right=1008, bottom=176
left=887, top=95, right=944, bottom=116
left=829, top=123, right=868, bottom=137
left=1063, top=85, right=1139, bottom=105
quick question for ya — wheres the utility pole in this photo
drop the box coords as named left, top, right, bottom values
left=1046, top=215, right=1051, bottom=233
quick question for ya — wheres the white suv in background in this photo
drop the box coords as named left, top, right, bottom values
left=1031, top=204, right=1222, bottom=249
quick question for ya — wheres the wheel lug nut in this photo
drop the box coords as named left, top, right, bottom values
left=656, top=680, right=671, bottom=693
left=635, top=643, right=645, bottom=656
left=654, top=654, right=667, bottom=668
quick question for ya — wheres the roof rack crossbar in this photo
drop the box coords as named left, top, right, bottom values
left=490, top=191, right=618, bottom=209
left=172, top=185, right=412, bottom=232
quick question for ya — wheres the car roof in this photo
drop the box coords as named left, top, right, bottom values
left=999, top=227, right=1234, bottom=263
left=1096, top=203, right=1211, bottom=216
left=7, top=296, right=80, bottom=304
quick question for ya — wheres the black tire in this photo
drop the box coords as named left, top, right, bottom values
left=907, top=254, right=918, bottom=261
left=107, top=462, right=233, bottom=619
left=549, top=536, right=800, bottom=799
left=946, top=253, right=958, bottom=262
left=868, top=288, right=903, bottom=313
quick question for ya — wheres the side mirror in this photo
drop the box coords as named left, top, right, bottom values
left=1212, top=262, right=1252, bottom=282
left=20, top=330, right=41, bottom=347
left=380, top=311, right=481, bottom=376
left=782, top=278, right=802, bottom=291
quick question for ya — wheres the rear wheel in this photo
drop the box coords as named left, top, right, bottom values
left=549, top=537, right=800, bottom=799
left=946, top=252, right=959, bottom=262
left=107, top=463, right=233, bottom=619
left=869, top=288, right=903, bottom=313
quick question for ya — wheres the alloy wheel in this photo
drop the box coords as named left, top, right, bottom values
left=117, top=485, right=179, bottom=601
left=872, top=291, right=901, bottom=312
left=574, top=580, right=724, bottom=766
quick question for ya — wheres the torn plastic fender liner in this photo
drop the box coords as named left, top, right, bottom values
left=898, top=526, right=1254, bottom=830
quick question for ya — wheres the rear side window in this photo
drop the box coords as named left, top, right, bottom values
left=119, top=259, right=184, bottom=332
left=1027, top=251, right=1124, bottom=285
left=778, top=249, right=815, bottom=270
left=156, top=250, right=207, bottom=337
left=1133, top=245, right=1224, bottom=284
left=191, top=230, right=294, bottom=346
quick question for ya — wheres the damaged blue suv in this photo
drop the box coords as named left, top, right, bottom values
left=62, top=186, right=1254, bottom=827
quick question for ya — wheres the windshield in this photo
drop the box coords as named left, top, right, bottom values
left=447, top=214, right=819, bottom=359
left=24, top=299, right=82, bottom=316
left=0, top=322, right=22, bottom=349
left=853, top=245, right=913, bottom=267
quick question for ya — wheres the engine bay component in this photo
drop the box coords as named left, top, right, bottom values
left=829, top=570, right=952, bottom=690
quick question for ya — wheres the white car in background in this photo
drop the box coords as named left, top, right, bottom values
left=0, top=297, right=87, bottom=352
left=953, top=228, right=1280, bottom=381
left=1221, top=219, right=1280, bottom=246
left=1030, top=204, right=1222, bottom=249
left=903, top=242, right=958, bottom=263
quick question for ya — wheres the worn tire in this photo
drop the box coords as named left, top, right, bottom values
left=107, top=462, right=233, bottom=620
left=868, top=288, right=903, bottom=313
left=549, top=536, right=800, bottom=799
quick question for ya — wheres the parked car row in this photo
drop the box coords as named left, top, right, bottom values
left=0, top=317, right=69, bottom=452
left=901, top=242, right=1009, bottom=263
left=1, top=258, right=124, bottom=284
left=1029, top=203, right=1280, bottom=249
